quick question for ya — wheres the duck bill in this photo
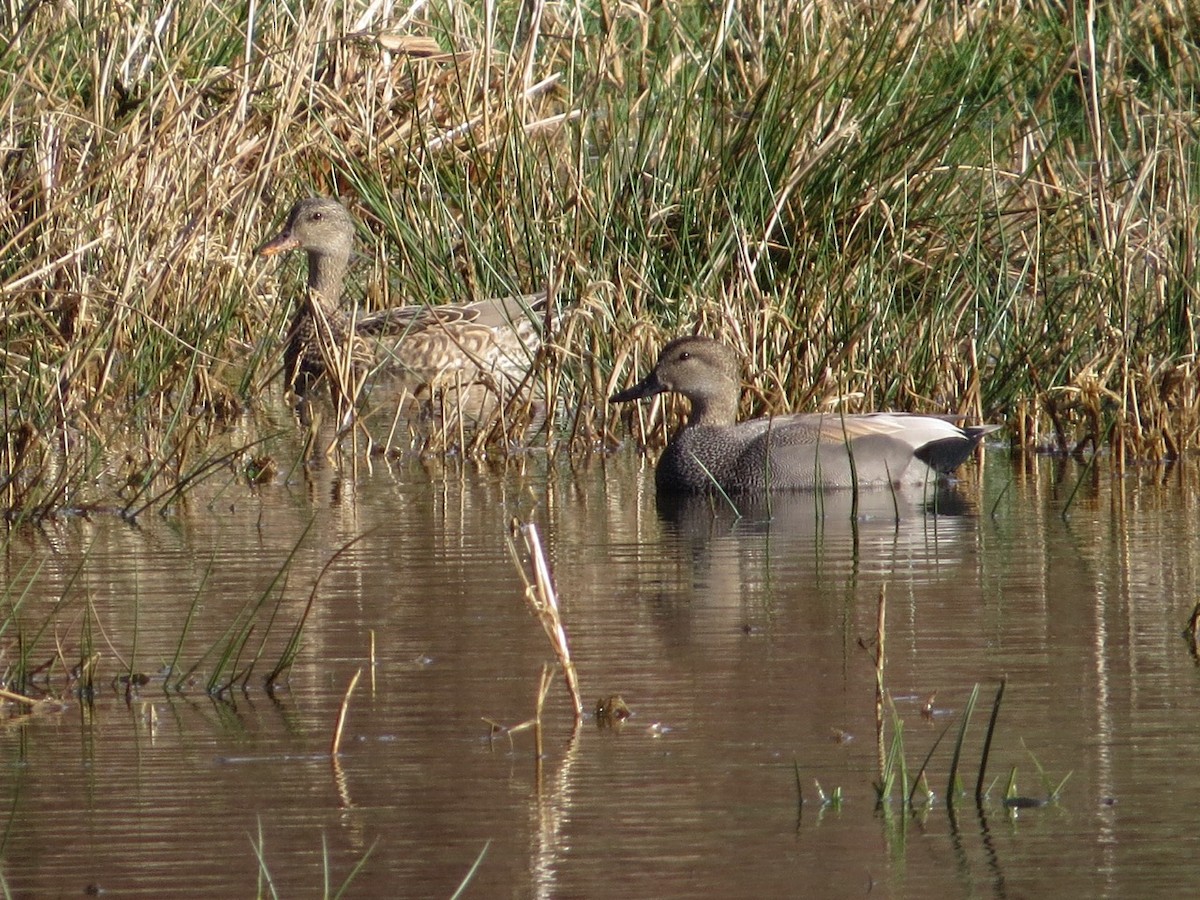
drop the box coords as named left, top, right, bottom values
left=256, top=231, right=299, bottom=257
left=610, top=371, right=667, bottom=404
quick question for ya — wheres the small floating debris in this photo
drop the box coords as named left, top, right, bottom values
left=594, top=695, right=631, bottom=726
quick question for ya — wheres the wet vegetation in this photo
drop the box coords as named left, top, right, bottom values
left=1, top=1, right=1198, bottom=519
left=251, top=817, right=377, bottom=900
left=858, top=586, right=1068, bottom=818
left=0, top=524, right=323, bottom=702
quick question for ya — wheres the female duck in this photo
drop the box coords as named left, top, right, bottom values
left=611, top=336, right=999, bottom=494
left=257, top=197, right=548, bottom=396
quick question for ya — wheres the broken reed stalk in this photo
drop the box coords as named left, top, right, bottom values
left=0, top=687, right=38, bottom=707
left=506, top=520, right=583, bottom=723
left=330, top=667, right=363, bottom=756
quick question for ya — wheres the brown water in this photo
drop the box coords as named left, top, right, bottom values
left=2, top=446, right=1200, bottom=898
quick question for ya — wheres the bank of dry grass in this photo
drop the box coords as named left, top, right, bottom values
left=2, top=0, right=1198, bottom=515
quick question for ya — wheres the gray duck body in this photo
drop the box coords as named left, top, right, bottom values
left=611, top=336, right=999, bottom=495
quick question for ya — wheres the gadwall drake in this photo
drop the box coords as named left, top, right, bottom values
left=257, top=197, right=549, bottom=396
left=611, top=336, right=999, bottom=494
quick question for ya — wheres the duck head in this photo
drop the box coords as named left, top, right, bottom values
left=258, top=197, right=358, bottom=301
left=257, top=197, right=356, bottom=261
left=610, top=335, right=742, bottom=426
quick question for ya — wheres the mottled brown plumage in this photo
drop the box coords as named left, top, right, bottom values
left=257, top=197, right=549, bottom=400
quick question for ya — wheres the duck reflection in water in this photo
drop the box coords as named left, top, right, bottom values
left=656, top=482, right=979, bottom=537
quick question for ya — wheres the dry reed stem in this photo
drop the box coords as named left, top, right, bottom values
left=0, top=687, right=39, bottom=707
left=506, top=519, right=582, bottom=723
left=330, top=666, right=363, bottom=757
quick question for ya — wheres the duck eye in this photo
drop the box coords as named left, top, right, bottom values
left=678, top=351, right=691, bottom=361
left=310, top=211, right=324, bottom=221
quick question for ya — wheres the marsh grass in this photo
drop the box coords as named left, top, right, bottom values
left=251, top=818, right=376, bottom=900
left=3, top=1, right=1199, bottom=513
left=869, top=581, right=1058, bottom=812
left=812, top=778, right=843, bottom=811
left=870, top=678, right=1067, bottom=813
left=449, top=840, right=492, bottom=900
left=0, top=522, right=332, bottom=703
left=195, top=542, right=305, bottom=696
left=947, top=682, right=982, bottom=800
left=1185, top=601, right=1200, bottom=660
